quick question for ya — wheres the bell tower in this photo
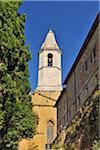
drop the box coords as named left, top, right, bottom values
left=30, top=29, right=63, bottom=150
left=37, top=29, right=62, bottom=91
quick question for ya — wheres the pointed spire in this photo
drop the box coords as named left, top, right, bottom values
left=41, top=29, right=60, bottom=50
left=49, top=28, right=53, bottom=32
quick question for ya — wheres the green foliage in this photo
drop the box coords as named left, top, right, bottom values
left=53, top=143, right=61, bottom=149
left=0, top=1, right=38, bottom=149
left=92, top=140, right=100, bottom=150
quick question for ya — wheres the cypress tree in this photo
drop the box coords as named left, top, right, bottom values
left=0, top=1, right=38, bottom=149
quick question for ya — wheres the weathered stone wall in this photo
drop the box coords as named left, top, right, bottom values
left=57, top=22, right=99, bottom=133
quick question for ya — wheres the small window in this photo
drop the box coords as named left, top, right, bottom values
left=78, top=95, right=80, bottom=106
left=93, top=45, right=96, bottom=59
left=45, top=144, right=52, bottom=149
left=47, top=121, right=54, bottom=143
left=90, top=51, right=93, bottom=63
left=82, top=65, right=85, bottom=74
left=86, top=84, right=88, bottom=95
left=48, top=53, right=53, bottom=66
left=85, top=60, right=88, bottom=72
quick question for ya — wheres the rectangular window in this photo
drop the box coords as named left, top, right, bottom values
left=93, top=46, right=96, bottom=59
left=78, top=95, right=80, bottom=106
left=82, top=65, right=84, bottom=74
left=90, top=51, right=93, bottom=63
left=45, top=144, right=52, bottom=149
left=47, top=126, right=53, bottom=141
left=86, top=84, right=88, bottom=96
left=85, top=60, right=88, bottom=72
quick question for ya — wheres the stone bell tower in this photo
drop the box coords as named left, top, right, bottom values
left=37, top=29, right=62, bottom=91
left=19, top=29, right=63, bottom=150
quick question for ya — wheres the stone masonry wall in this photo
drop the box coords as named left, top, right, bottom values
left=57, top=23, right=99, bottom=133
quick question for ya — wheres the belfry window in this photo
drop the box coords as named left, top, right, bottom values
left=48, top=53, right=53, bottom=66
left=47, top=121, right=54, bottom=143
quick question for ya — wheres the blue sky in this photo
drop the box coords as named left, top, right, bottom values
left=19, top=1, right=99, bottom=91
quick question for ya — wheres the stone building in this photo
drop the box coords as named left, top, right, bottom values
left=55, top=13, right=99, bottom=137
left=31, top=29, right=62, bottom=150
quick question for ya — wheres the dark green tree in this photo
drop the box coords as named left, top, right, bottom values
left=0, top=1, right=38, bottom=149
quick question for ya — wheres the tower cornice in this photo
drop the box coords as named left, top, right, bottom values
left=39, top=48, right=62, bottom=54
left=39, top=66, right=61, bottom=70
